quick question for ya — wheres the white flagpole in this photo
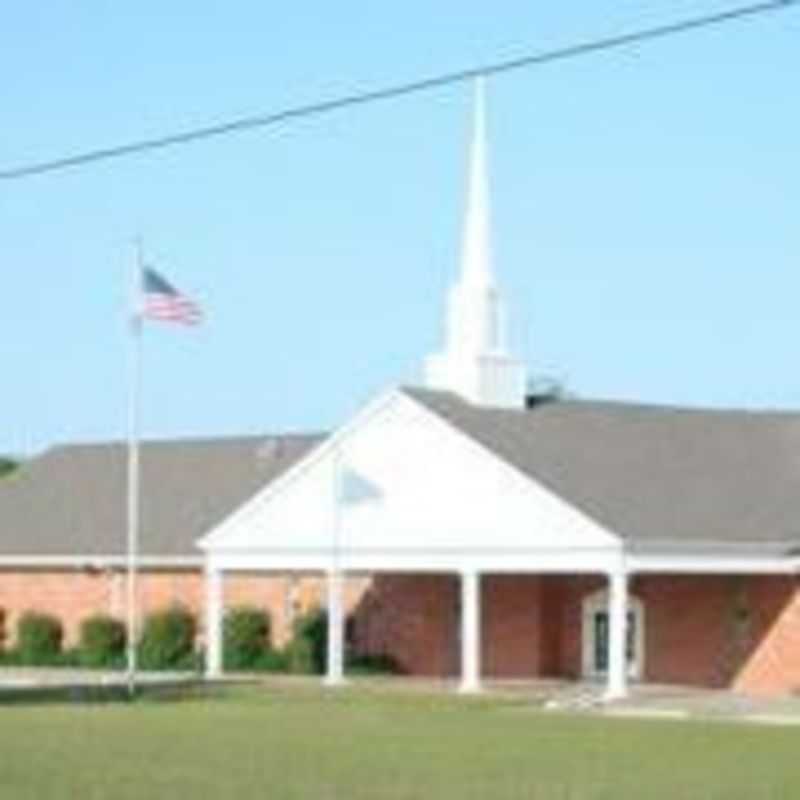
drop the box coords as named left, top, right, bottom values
left=125, top=238, right=144, bottom=697
left=332, top=446, right=342, bottom=571
left=325, top=446, right=344, bottom=685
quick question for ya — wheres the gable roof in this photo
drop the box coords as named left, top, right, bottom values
left=0, top=434, right=323, bottom=560
left=5, top=388, right=800, bottom=562
left=403, top=387, right=800, bottom=555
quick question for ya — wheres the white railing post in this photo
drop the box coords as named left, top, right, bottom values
left=605, top=565, right=629, bottom=700
left=205, top=564, right=223, bottom=678
left=324, top=568, right=345, bottom=686
left=459, top=569, right=481, bottom=693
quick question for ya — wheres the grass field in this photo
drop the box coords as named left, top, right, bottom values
left=0, top=684, right=797, bottom=799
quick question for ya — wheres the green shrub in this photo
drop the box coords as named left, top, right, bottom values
left=286, top=609, right=327, bottom=674
left=223, top=607, right=271, bottom=670
left=17, top=612, right=63, bottom=664
left=251, top=648, right=290, bottom=673
left=138, top=606, right=196, bottom=670
left=79, top=615, right=126, bottom=667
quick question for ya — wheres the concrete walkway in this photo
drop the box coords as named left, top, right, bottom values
left=487, top=679, right=800, bottom=726
left=600, top=683, right=800, bottom=726
left=2, top=668, right=799, bottom=725
left=234, top=673, right=800, bottom=726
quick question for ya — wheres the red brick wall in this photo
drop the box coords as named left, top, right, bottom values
left=0, top=569, right=118, bottom=648
left=351, top=573, right=800, bottom=695
left=626, top=575, right=800, bottom=695
left=1, top=567, right=798, bottom=695
left=350, top=574, right=557, bottom=678
left=508, top=574, right=800, bottom=694
left=352, top=574, right=459, bottom=675
left=729, top=576, right=800, bottom=695
left=638, top=576, right=739, bottom=688
left=0, top=569, right=368, bottom=650
left=482, top=576, right=545, bottom=678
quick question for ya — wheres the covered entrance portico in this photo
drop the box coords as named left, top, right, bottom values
left=201, top=548, right=800, bottom=699
left=201, top=550, right=634, bottom=700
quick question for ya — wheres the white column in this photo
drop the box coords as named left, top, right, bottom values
left=205, top=564, right=223, bottom=678
left=459, top=570, right=481, bottom=693
left=605, top=566, right=629, bottom=701
left=324, top=568, right=345, bottom=686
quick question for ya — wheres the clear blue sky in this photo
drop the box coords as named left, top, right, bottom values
left=2, top=1, right=798, bottom=455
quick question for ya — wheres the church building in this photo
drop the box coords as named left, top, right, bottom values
left=3, top=81, right=800, bottom=698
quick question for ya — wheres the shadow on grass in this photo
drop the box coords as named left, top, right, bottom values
left=0, top=679, right=237, bottom=706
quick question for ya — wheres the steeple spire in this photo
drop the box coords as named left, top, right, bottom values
left=460, top=77, right=493, bottom=289
left=423, top=78, right=527, bottom=408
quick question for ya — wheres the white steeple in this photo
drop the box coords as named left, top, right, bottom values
left=460, top=77, right=493, bottom=291
left=424, top=77, right=527, bottom=408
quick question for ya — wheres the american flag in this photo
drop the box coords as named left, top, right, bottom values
left=141, top=268, right=203, bottom=325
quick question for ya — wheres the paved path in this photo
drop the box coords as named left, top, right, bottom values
left=2, top=668, right=799, bottom=725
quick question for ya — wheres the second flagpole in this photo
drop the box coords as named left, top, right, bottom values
left=125, top=238, right=144, bottom=697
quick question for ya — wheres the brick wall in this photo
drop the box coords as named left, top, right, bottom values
left=0, top=569, right=118, bottom=648
left=1, top=567, right=798, bottom=694
left=0, top=568, right=368, bottom=650
left=350, top=574, right=557, bottom=678
left=350, top=572, right=800, bottom=694
left=482, top=575, right=545, bottom=678
left=728, top=576, right=800, bottom=695
left=351, top=574, right=459, bottom=675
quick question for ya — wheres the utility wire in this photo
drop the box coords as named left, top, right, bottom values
left=2, top=0, right=797, bottom=181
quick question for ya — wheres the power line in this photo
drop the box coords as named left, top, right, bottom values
left=2, top=0, right=797, bottom=181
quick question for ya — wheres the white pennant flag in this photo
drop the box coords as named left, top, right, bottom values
left=338, top=467, right=383, bottom=506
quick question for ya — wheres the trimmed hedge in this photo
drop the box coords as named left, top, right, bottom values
left=138, top=606, right=196, bottom=670
left=17, top=612, right=63, bottom=664
left=223, top=607, right=271, bottom=670
left=79, top=614, right=126, bottom=667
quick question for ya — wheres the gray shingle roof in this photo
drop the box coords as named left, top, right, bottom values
left=403, top=387, right=800, bottom=555
left=0, top=434, right=323, bottom=559
left=4, top=389, right=800, bottom=561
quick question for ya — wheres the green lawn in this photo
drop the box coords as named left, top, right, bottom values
left=0, top=684, right=796, bottom=799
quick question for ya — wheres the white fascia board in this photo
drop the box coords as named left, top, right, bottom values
left=208, top=547, right=622, bottom=575
left=198, top=387, right=402, bottom=551
left=399, top=391, right=622, bottom=547
left=628, top=553, right=796, bottom=575
left=0, top=555, right=203, bottom=569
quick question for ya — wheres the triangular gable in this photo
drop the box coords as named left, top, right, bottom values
left=200, top=388, right=621, bottom=555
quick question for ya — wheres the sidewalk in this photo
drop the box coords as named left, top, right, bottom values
left=2, top=667, right=799, bottom=725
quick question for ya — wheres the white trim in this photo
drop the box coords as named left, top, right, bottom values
left=628, top=554, right=797, bottom=575
left=1, top=551, right=790, bottom=576
left=205, top=548, right=623, bottom=575
left=0, top=555, right=204, bottom=569
left=582, top=587, right=645, bottom=681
